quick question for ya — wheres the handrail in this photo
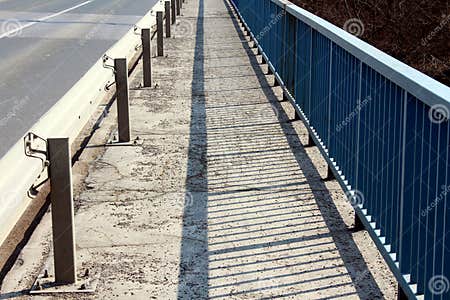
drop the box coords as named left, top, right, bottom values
left=275, top=0, right=450, bottom=109
left=230, top=0, right=450, bottom=299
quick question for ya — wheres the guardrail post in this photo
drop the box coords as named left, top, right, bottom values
left=157, top=12, right=164, bottom=56
left=114, top=58, right=131, bottom=142
left=165, top=1, right=171, bottom=38
left=176, top=0, right=181, bottom=15
left=142, top=29, right=152, bottom=87
left=171, top=0, right=176, bottom=24
left=48, top=137, right=76, bottom=285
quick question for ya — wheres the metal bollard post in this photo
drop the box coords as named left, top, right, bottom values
left=114, top=58, right=131, bottom=142
left=165, top=1, right=171, bottom=38
left=48, top=137, right=76, bottom=285
left=142, top=29, right=152, bottom=87
left=176, top=0, right=181, bottom=15
left=171, top=0, right=176, bottom=24
left=157, top=12, right=164, bottom=56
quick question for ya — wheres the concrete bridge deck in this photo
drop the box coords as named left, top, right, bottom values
left=1, top=0, right=397, bottom=298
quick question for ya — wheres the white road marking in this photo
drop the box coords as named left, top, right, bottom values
left=0, top=0, right=95, bottom=39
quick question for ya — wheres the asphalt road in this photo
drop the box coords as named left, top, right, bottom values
left=0, top=0, right=158, bottom=158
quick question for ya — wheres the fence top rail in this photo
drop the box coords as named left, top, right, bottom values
left=268, top=0, right=450, bottom=109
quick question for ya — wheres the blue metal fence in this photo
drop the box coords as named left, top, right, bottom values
left=230, top=0, right=450, bottom=298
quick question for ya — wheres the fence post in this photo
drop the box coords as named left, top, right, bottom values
left=142, top=29, right=152, bottom=87
left=165, top=1, right=171, bottom=38
left=176, top=0, right=181, bottom=15
left=48, top=137, right=76, bottom=285
left=157, top=12, right=164, bottom=56
left=114, top=58, right=130, bottom=142
left=171, top=0, right=176, bottom=24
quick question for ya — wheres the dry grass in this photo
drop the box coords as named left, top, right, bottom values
left=291, top=0, right=450, bottom=86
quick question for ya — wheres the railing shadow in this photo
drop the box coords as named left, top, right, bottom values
left=220, top=0, right=385, bottom=298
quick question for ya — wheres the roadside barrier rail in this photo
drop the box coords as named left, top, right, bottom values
left=230, top=0, right=450, bottom=298
left=2, top=0, right=183, bottom=292
left=0, top=0, right=177, bottom=262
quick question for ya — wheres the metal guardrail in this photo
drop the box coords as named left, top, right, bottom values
left=229, top=0, right=450, bottom=299
left=0, top=1, right=171, bottom=248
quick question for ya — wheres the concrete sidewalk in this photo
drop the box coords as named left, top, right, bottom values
left=1, top=0, right=397, bottom=298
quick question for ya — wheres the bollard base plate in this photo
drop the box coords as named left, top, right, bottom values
left=106, top=131, right=144, bottom=146
left=30, top=272, right=97, bottom=294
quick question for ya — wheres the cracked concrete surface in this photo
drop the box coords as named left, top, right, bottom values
left=0, top=0, right=398, bottom=299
